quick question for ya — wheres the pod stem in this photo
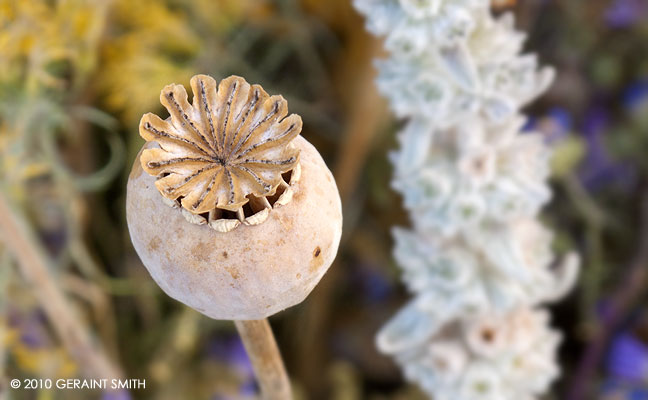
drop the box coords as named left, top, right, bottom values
left=234, top=319, right=292, bottom=400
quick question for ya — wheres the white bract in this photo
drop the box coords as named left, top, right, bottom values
left=355, top=0, right=579, bottom=398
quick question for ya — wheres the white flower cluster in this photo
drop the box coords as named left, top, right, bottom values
left=392, top=222, right=578, bottom=313
left=354, top=0, right=580, bottom=399
left=391, top=115, right=552, bottom=235
left=379, top=304, right=562, bottom=400
left=355, top=0, right=554, bottom=125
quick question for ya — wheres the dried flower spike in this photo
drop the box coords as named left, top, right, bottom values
left=139, top=74, right=302, bottom=231
left=355, top=0, right=578, bottom=399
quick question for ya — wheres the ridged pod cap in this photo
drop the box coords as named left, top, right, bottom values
left=126, top=75, right=342, bottom=320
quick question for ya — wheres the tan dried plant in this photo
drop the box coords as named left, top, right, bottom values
left=139, top=75, right=302, bottom=230
left=127, top=74, right=343, bottom=399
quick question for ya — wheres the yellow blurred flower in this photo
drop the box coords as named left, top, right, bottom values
left=97, top=0, right=199, bottom=125
left=2, top=321, right=77, bottom=378
left=0, top=0, right=109, bottom=91
left=96, top=0, right=262, bottom=126
left=12, top=344, right=78, bottom=378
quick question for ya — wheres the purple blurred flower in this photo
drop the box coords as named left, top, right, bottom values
left=548, top=107, right=573, bottom=131
left=597, top=299, right=615, bottom=322
left=602, top=380, right=648, bottom=399
left=102, top=390, right=132, bottom=400
left=239, top=381, right=257, bottom=396
left=207, top=335, right=258, bottom=398
left=578, top=106, right=637, bottom=191
left=624, top=80, right=648, bottom=111
left=212, top=389, right=256, bottom=400
left=607, top=332, right=648, bottom=383
left=525, top=107, right=573, bottom=143
left=8, top=308, right=49, bottom=349
left=605, top=0, right=648, bottom=28
left=352, top=261, right=393, bottom=303
left=206, top=335, right=254, bottom=379
left=629, top=390, right=648, bottom=400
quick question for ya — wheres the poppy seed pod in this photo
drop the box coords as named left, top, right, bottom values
left=126, top=74, right=342, bottom=320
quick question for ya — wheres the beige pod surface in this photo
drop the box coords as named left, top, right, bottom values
left=126, top=135, right=342, bottom=320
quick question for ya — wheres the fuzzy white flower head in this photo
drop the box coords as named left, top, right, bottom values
left=480, top=56, right=556, bottom=113
left=447, top=192, right=487, bottom=232
left=353, top=0, right=404, bottom=36
left=355, top=0, right=488, bottom=40
left=403, top=340, right=469, bottom=398
left=381, top=307, right=562, bottom=400
left=398, top=0, right=442, bottom=18
left=468, top=13, right=556, bottom=111
left=542, top=252, right=581, bottom=302
left=393, top=218, right=575, bottom=313
left=472, top=218, right=553, bottom=281
left=358, top=0, right=555, bottom=124
left=463, top=313, right=507, bottom=359
left=485, top=135, right=552, bottom=220
left=389, top=118, right=435, bottom=176
left=393, top=227, right=477, bottom=292
left=457, top=147, right=497, bottom=186
left=394, top=117, right=552, bottom=234
left=385, top=20, right=433, bottom=58
left=466, top=219, right=568, bottom=307
left=376, top=59, right=451, bottom=119
left=430, top=4, right=480, bottom=45
left=498, top=308, right=562, bottom=395
left=469, top=12, right=525, bottom=63
left=376, top=296, right=448, bottom=355
left=425, top=340, right=469, bottom=378
left=459, top=362, right=503, bottom=400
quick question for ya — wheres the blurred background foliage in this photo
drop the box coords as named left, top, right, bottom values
left=0, top=0, right=647, bottom=399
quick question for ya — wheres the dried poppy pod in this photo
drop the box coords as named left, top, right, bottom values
left=126, top=74, right=342, bottom=398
